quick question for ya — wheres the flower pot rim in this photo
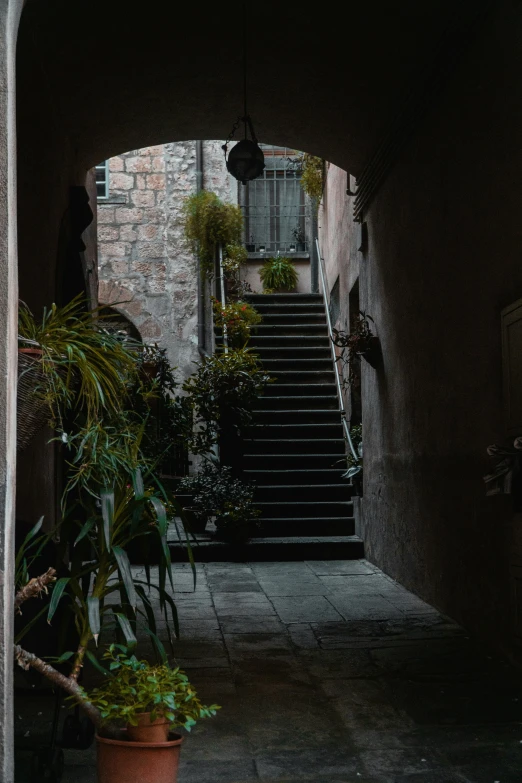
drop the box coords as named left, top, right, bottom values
left=18, top=347, right=43, bottom=355
left=96, top=730, right=183, bottom=749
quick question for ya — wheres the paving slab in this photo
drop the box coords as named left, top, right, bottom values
left=14, top=559, right=522, bottom=783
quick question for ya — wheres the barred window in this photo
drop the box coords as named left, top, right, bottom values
left=95, top=161, right=109, bottom=200
left=239, top=145, right=309, bottom=254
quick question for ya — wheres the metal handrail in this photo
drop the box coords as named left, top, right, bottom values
left=218, top=244, right=229, bottom=355
left=315, top=238, right=358, bottom=462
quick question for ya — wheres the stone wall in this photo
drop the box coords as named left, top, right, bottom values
left=98, top=141, right=236, bottom=380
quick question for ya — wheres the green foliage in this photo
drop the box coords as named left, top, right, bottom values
left=222, top=243, right=248, bottom=275
left=48, top=474, right=185, bottom=670
left=259, top=255, right=298, bottom=292
left=178, top=464, right=260, bottom=544
left=181, top=191, right=243, bottom=278
left=294, top=152, right=324, bottom=201
left=18, top=295, right=140, bottom=431
left=83, top=645, right=220, bottom=731
left=211, top=297, right=261, bottom=346
left=182, top=349, right=271, bottom=452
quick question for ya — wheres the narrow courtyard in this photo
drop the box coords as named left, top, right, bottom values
left=16, top=560, right=522, bottom=783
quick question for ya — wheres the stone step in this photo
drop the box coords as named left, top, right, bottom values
left=252, top=408, right=341, bottom=424
left=255, top=313, right=327, bottom=325
left=166, top=535, right=364, bottom=562
left=254, top=345, right=331, bottom=359
left=249, top=334, right=329, bottom=347
left=263, top=383, right=337, bottom=397
left=253, top=323, right=328, bottom=335
left=252, top=303, right=326, bottom=315
left=260, top=358, right=334, bottom=372
left=247, top=293, right=323, bottom=305
left=244, top=422, right=345, bottom=439
left=255, top=395, right=339, bottom=410
left=254, top=517, right=356, bottom=536
left=256, top=500, right=353, bottom=518
left=263, top=370, right=337, bottom=385
left=245, top=467, right=349, bottom=484
left=253, top=483, right=349, bottom=501
left=243, top=452, right=346, bottom=469
left=243, top=438, right=346, bottom=455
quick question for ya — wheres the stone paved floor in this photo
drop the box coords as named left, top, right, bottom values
left=15, top=560, right=522, bottom=782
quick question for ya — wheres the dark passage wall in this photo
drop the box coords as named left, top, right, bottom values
left=358, top=5, right=522, bottom=660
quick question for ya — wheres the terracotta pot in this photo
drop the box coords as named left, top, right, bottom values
left=97, top=731, right=183, bottom=783
left=18, top=347, right=43, bottom=357
left=126, top=713, right=170, bottom=743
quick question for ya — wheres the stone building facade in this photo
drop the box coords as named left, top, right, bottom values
left=97, top=142, right=313, bottom=381
left=97, top=141, right=235, bottom=379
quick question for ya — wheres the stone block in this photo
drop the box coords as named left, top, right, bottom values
left=138, top=317, right=162, bottom=338
left=119, top=225, right=137, bottom=242
left=137, top=241, right=165, bottom=259
left=271, top=596, right=343, bottom=623
left=114, top=207, right=143, bottom=223
left=139, top=145, right=163, bottom=156
left=135, top=174, right=147, bottom=189
left=101, top=241, right=129, bottom=258
left=151, top=156, right=166, bottom=172
left=146, top=173, right=166, bottom=190
left=131, top=190, right=155, bottom=208
left=109, top=260, right=129, bottom=276
left=108, top=156, right=124, bottom=172
left=125, top=156, right=152, bottom=173
left=97, top=206, right=115, bottom=223
left=110, top=172, right=134, bottom=190
left=137, top=223, right=160, bottom=240
left=141, top=208, right=164, bottom=223
left=97, top=225, right=119, bottom=242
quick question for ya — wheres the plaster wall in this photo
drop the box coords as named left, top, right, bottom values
left=352, top=8, right=522, bottom=660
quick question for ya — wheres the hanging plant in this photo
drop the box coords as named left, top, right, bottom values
left=181, top=191, right=243, bottom=278
left=222, top=243, right=248, bottom=275
left=332, top=311, right=379, bottom=387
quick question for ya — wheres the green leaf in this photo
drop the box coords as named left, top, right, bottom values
left=87, top=596, right=100, bottom=645
left=149, top=497, right=167, bottom=536
left=74, top=516, right=96, bottom=547
left=15, top=516, right=44, bottom=570
left=55, top=650, right=75, bottom=664
left=100, top=489, right=114, bottom=552
left=132, top=468, right=145, bottom=500
left=113, top=546, right=137, bottom=610
left=114, top=612, right=137, bottom=648
left=135, top=585, right=157, bottom=635
left=85, top=649, right=111, bottom=676
left=47, top=578, right=70, bottom=624
left=143, top=628, right=167, bottom=664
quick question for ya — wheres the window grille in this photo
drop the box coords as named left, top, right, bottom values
left=239, top=145, right=310, bottom=254
left=95, top=161, right=109, bottom=200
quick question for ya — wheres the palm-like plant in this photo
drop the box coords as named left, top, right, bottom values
left=46, top=470, right=186, bottom=677
left=18, top=295, right=140, bottom=431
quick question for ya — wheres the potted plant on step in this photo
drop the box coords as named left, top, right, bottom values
left=84, top=645, right=219, bottom=783
left=259, top=254, right=298, bottom=293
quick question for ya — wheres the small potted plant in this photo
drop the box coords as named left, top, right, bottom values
left=246, top=234, right=256, bottom=253
left=291, top=223, right=306, bottom=252
left=88, top=645, right=219, bottom=783
left=211, top=297, right=261, bottom=347
left=332, top=311, right=380, bottom=386
left=259, top=254, right=298, bottom=293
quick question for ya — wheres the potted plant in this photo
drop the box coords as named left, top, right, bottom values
left=342, top=424, right=363, bottom=496
left=246, top=234, right=256, bottom=253
left=17, top=295, right=139, bottom=450
left=259, top=254, right=298, bottom=293
left=182, top=348, right=272, bottom=456
left=332, top=311, right=380, bottom=386
left=211, top=297, right=261, bottom=347
left=291, top=223, right=306, bottom=252
left=179, top=464, right=260, bottom=544
left=84, top=645, right=219, bottom=783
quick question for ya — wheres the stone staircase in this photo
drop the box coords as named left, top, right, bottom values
left=240, top=292, right=363, bottom=556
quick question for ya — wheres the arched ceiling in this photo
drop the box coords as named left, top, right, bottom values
left=17, top=0, right=477, bottom=174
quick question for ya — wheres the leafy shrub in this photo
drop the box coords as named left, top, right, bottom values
left=259, top=255, right=298, bottom=292
left=84, top=645, right=219, bottom=731
left=178, top=464, right=260, bottom=543
left=181, top=191, right=243, bottom=277
left=211, top=298, right=261, bottom=346
left=182, top=349, right=271, bottom=451
left=222, top=243, right=248, bottom=275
